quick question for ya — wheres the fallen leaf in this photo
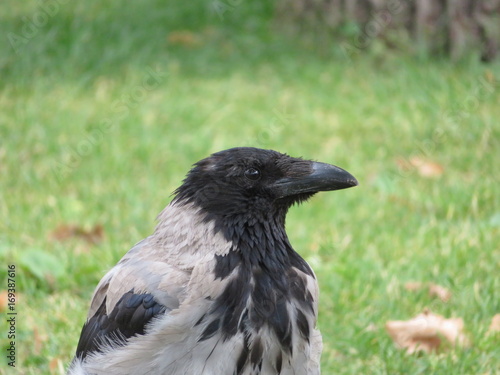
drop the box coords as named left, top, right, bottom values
left=49, top=357, right=62, bottom=374
left=0, top=291, right=8, bottom=312
left=488, top=314, right=500, bottom=335
left=167, top=30, right=201, bottom=47
left=404, top=282, right=451, bottom=302
left=50, top=224, right=104, bottom=244
left=395, top=157, right=413, bottom=172
left=0, top=290, right=21, bottom=312
left=50, top=224, right=75, bottom=241
left=404, top=281, right=424, bottom=291
left=484, top=70, right=495, bottom=84
left=409, top=157, right=444, bottom=178
left=364, top=322, right=378, bottom=332
left=385, top=309, right=468, bottom=354
left=33, top=327, right=48, bottom=355
left=428, top=283, right=451, bottom=302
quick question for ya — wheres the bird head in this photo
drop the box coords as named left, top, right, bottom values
left=174, top=147, right=357, bottom=219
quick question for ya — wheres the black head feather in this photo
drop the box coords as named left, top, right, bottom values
left=174, top=148, right=311, bottom=215
left=174, top=147, right=357, bottom=219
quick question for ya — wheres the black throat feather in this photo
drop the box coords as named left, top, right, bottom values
left=185, top=196, right=315, bottom=373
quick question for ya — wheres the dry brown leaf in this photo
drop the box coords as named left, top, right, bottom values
left=395, top=157, right=413, bottom=172
left=404, top=282, right=451, bottom=302
left=404, top=281, right=424, bottom=291
left=385, top=309, right=468, bottom=354
left=0, top=290, right=8, bottom=312
left=487, top=314, right=500, bottom=335
left=50, top=224, right=104, bottom=245
left=0, top=290, right=21, bottom=312
left=50, top=224, right=75, bottom=241
left=33, top=327, right=48, bottom=355
left=49, top=357, right=62, bottom=374
left=167, top=31, right=201, bottom=47
left=428, top=283, right=452, bottom=302
left=409, top=157, right=444, bottom=178
left=364, top=322, right=378, bottom=332
left=484, top=70, right=495, bottom=84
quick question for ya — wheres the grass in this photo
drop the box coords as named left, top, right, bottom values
left=1, top=0, right=499, bottom=374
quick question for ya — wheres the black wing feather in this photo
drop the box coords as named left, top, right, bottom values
left=75, top=290, right=167, bottom=359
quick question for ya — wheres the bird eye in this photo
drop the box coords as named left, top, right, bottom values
left=244, top=167, right=261, bottom=180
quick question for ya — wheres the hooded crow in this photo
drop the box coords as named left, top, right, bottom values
left=68, top=147, right=357, bottom=375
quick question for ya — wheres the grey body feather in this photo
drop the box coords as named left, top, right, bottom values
left=69, top=204, right=321, bottom=375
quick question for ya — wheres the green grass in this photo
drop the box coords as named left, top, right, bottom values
left=1, top=0, right=499, bottom=374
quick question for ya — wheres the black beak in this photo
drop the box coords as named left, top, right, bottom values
left=273, top=162, right=358, bottom=199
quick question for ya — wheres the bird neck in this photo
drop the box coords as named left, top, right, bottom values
left=222, top=209, right=287, bottom=255
left=154, top=199, right=312, bottom=277
left=209, top=207, right=314, bottom=281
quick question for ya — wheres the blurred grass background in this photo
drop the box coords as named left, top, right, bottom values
left=0, top=0, right=499, bottom=374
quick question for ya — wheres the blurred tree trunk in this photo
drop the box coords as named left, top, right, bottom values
left=276, top=0, right=500, bottom=61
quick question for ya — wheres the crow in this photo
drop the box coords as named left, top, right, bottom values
left=68, top=147, right=357, bottom=375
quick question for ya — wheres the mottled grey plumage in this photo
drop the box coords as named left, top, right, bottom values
left=68, top=147, right=357, bottom=375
